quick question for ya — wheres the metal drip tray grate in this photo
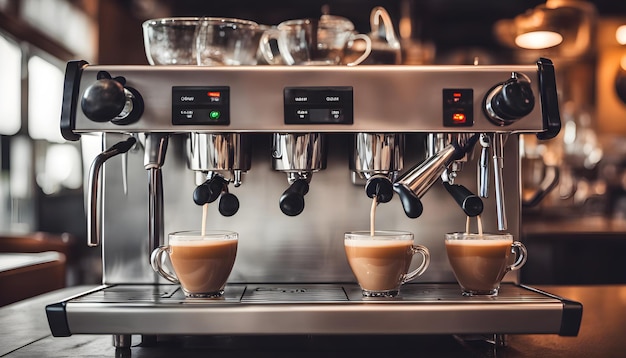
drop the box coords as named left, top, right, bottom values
left=242, top=284, right=348, bottom=302
left=71, top=285, right=179, bottom=302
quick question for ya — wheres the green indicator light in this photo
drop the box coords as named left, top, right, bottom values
left=209, top=110, right=221, bottom=120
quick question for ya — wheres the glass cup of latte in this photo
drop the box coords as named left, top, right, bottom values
left=445, top=232, right=527, bottom=297
left=150, top=230, right=238, bottom=298
left=345, top=230, right=430, bottom=297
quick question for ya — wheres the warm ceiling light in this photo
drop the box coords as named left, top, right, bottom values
left=493, top=0, right=596, bottom=58
left=512, top=5, right=566, bottom=50
left=515, top=30, right=563, bottom=49
left=617, top=25, right=626, bottom=45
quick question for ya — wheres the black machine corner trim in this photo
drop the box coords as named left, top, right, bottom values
left=536, top=57, right=562, bottom=140
left=45, top=301, right=72, bottom=337
left=60, top=60, right=89, bottom=141
left=521, top=284, right=583, bottom=336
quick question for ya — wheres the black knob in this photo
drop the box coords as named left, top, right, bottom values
left=485, top=76, right=535, bottom=125
left=80, top=71, right=143, bottom=125
left=81, top=78, right=126, bottom=122
left=279, top=179, right=309, bottom=216
left=218, top=193, right=240, bottom=216
left=365, top=176, right=394, bottom=203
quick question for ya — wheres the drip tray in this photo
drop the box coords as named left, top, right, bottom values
left=49, top=283, right=582, bottom=337
left=242, top=285, right=348, bottom=302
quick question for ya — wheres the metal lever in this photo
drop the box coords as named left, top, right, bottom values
left=492, top=133, right=508, bottom=231
left=479, top=134, right=490, bottom=198
left=144, top=133, right=169, bottom=261
left=87, top=137, right=137, bottom=247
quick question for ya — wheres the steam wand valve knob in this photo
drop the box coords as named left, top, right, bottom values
left=484, top=72, right=535, bottom=126
left=279, top=178, right=309, bottom=216
left=443, top=182, right=484, bottom=217
left=81, top=71, right=143, bottom=125
left=365, top=176, right=394, bottom=203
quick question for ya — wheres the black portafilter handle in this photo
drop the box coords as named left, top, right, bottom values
left=392, top=184, right=423, bottom=219
left=193, top=177, right=225, bottom=205
left=193, top=176, right=240, bottom=216
left=443, top=182, right=484, bottom=217
left=279, top=179, right=309, bottom=216
left=365, top=176, right=394, bottom=203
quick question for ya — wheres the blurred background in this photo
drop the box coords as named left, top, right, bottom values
left=1, top=0, right=626, bottom=303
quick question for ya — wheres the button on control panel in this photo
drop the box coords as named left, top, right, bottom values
left=172, top=86, right=229, bottom=125
left=284, top=87, right=353, bottom=124
left=442, top=89, right=473, bottom=127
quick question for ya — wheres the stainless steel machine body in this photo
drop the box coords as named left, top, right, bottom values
left=46, top=61, right=581, bottom=344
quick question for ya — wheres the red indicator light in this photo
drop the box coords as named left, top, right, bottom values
left=452, top=113, right=466, bottom=123
left=453, top=92, right=462, bottom=97
left=207, top=91, right=221, bottom=97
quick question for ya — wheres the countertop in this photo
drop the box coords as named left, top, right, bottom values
left=0, top=252, right=66, bottom=307
left=0, top=252, right=64, bottom=273
left=1, top=285, right=626, bottom=357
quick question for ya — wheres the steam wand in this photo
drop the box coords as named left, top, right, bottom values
left=87, top=136, right=137, bottom=247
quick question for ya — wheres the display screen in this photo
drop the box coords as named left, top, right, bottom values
left=172, top=86, right=230, bottom=125
left=284, top=87, right=353, bottom=124
left=443, top=89, right=473, bottom=127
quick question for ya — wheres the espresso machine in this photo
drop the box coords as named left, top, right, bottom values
left=46, top=58, right=582, bottom=349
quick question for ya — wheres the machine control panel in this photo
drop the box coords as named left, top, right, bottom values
left=284, top=87, right=353, bottom=124
left=172, top=86, right=230, bottom=125
left=442, top=89, right=474, bottom=127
